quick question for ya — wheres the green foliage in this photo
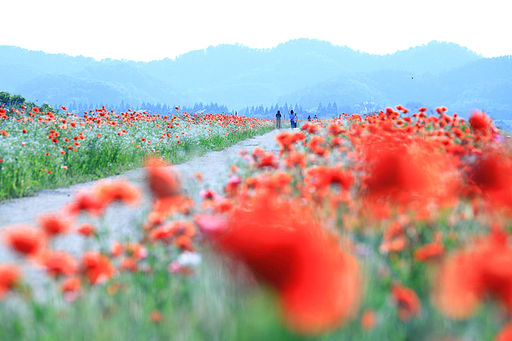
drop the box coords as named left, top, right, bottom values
left=0, top=91, right=32, bottom=111
left=10, top=94, right=26, bottom=105
left=39, top=102, right=57, bottom=114
left=0, top=109, right=273, bottom=201
left=0, top=91, right=10, bottom=104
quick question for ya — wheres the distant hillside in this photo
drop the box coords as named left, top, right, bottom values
left=278, top=56, right=512, bottom=118
left=2, top=39, right=508, bottom=117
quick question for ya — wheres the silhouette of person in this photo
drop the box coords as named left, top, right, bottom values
left=307, top=115, right=311, bottom=121
left=276, top=110, right=282, bottom=129
left=290, top=110, right=296, bottom=128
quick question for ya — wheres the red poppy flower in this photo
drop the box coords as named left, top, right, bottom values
left=284, top=151, right=306, bottom=169
left=61, top=276, right=81, bottom=293
left=308, top=135, right=329, bottom=156
left=469, top=150, right=512, bottom=199
left=0, top=264, right=21, bottom=299
left=327, top=123, right=346, bottom=136
left=111, top=241, right=123, bottom=257
left=305, top=166, right=353, bottom=191
left=414, top=242, right=444, bottom=262
left=433, top=229, right=512, bottom=320
left=361, top=309, right=377, bottom=331
left=81, top=251, right=115, bottom=284
left=361, top=137, right=458, bottom=207
left=63, top=190, right=104, bottom=217
left=391, top=284, right=422, bottom=322
left=2, top=224, right=47, bottom=258
left=92, top=179, right=141, bottom=207
left=257, top=152, right=279, bottom=169
left=76, top=222, right=95, bottom=237
left=120, top=257, right=138, bottom=272
left=37, top=250, right=78, bottom=278
left=125, top=242, right=148, bottom=260
left=496, top=322, right=512, bottom=341
left=469, top=109, right=492, bottom=132
left=151, top=193, right=192, bottom=215
left=198, top=192, right=361, bottom=335
left=150, top=310, right=163, bottom=323
left=38, top=213, right=73, bottom=236
left=145, top=157, right=181, bottom=198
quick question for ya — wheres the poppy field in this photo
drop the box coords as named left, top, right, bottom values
left=1, top=105, right=512, bottom=341
left=0, top=104, right=274, bottom=200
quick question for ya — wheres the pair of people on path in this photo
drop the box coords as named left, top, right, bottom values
left=276, top=110, right=298, bottom=129
left=290, top=110, right=298, bottom=129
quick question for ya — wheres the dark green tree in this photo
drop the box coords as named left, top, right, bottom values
left=10, top=94, right=26, bottom=106
left=0, top=91, right=10, bottom=104
left=40, top=102, right=57, bottom=113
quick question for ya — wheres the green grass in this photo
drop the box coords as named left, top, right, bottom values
left=0, top=109, right=274, bottom=201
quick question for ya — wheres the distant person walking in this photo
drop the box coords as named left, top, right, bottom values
left=307, top=115, right=311, bottom=121
left=275, top=110, right=282, bottom=129
left=290, top=110, right=296, bottom=128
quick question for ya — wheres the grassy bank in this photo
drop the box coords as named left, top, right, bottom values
left=0, top=106, right=274, bottom=200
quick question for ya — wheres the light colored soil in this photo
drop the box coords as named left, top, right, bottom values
left=0, top=129, right=284, bottom=287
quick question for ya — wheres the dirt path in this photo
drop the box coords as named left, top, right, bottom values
left=0, top=129, right=283, bottom=268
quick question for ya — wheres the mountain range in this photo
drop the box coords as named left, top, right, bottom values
left=1, top=39, right=511, bottom=118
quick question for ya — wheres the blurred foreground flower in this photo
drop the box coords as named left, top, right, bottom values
left=0, top=264, right=21, bottom=299
left=391, top=284, right=422, bottom=322
left=467, top=150, right=512, bottom=215
left=92, top=179, right=141, bottom=207
left=81, top=251, right=115, bottom=285
left=145, top=157, right=180, bottom=199
left=2, top=224, right=47, bottom=258
left=197, top=191, right=361, bottom=335
left=360, top=136, right=459, bottom=208
left=433, top=228, right=512, bottom=320
left=469, top=109, right=492, bottom=132
left=496, top=322, right=512, bottom=341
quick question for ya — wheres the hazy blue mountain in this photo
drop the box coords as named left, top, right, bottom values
left=0, top=46, right=97, bottom=91
left=15, top=73, right=157, bottom=106
left=1, top=39, right=508, bottom=118
left=437, top=56, right=512, bottom=117
left=379, top=40, right=483, bottom=74
left=277, top=55, right=512, bottom=118
left=138, top=39, right=481, bottom=107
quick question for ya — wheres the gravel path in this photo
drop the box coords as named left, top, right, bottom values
left=0, top=129, right=282, bottom=267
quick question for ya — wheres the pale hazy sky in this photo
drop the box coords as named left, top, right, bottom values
left=2, top=0, right=510, bottom=61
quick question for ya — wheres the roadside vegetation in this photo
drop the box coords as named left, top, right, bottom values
left=0, top=102, right=273, bottom=200
left=1, top=104, right=511, bottom=341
